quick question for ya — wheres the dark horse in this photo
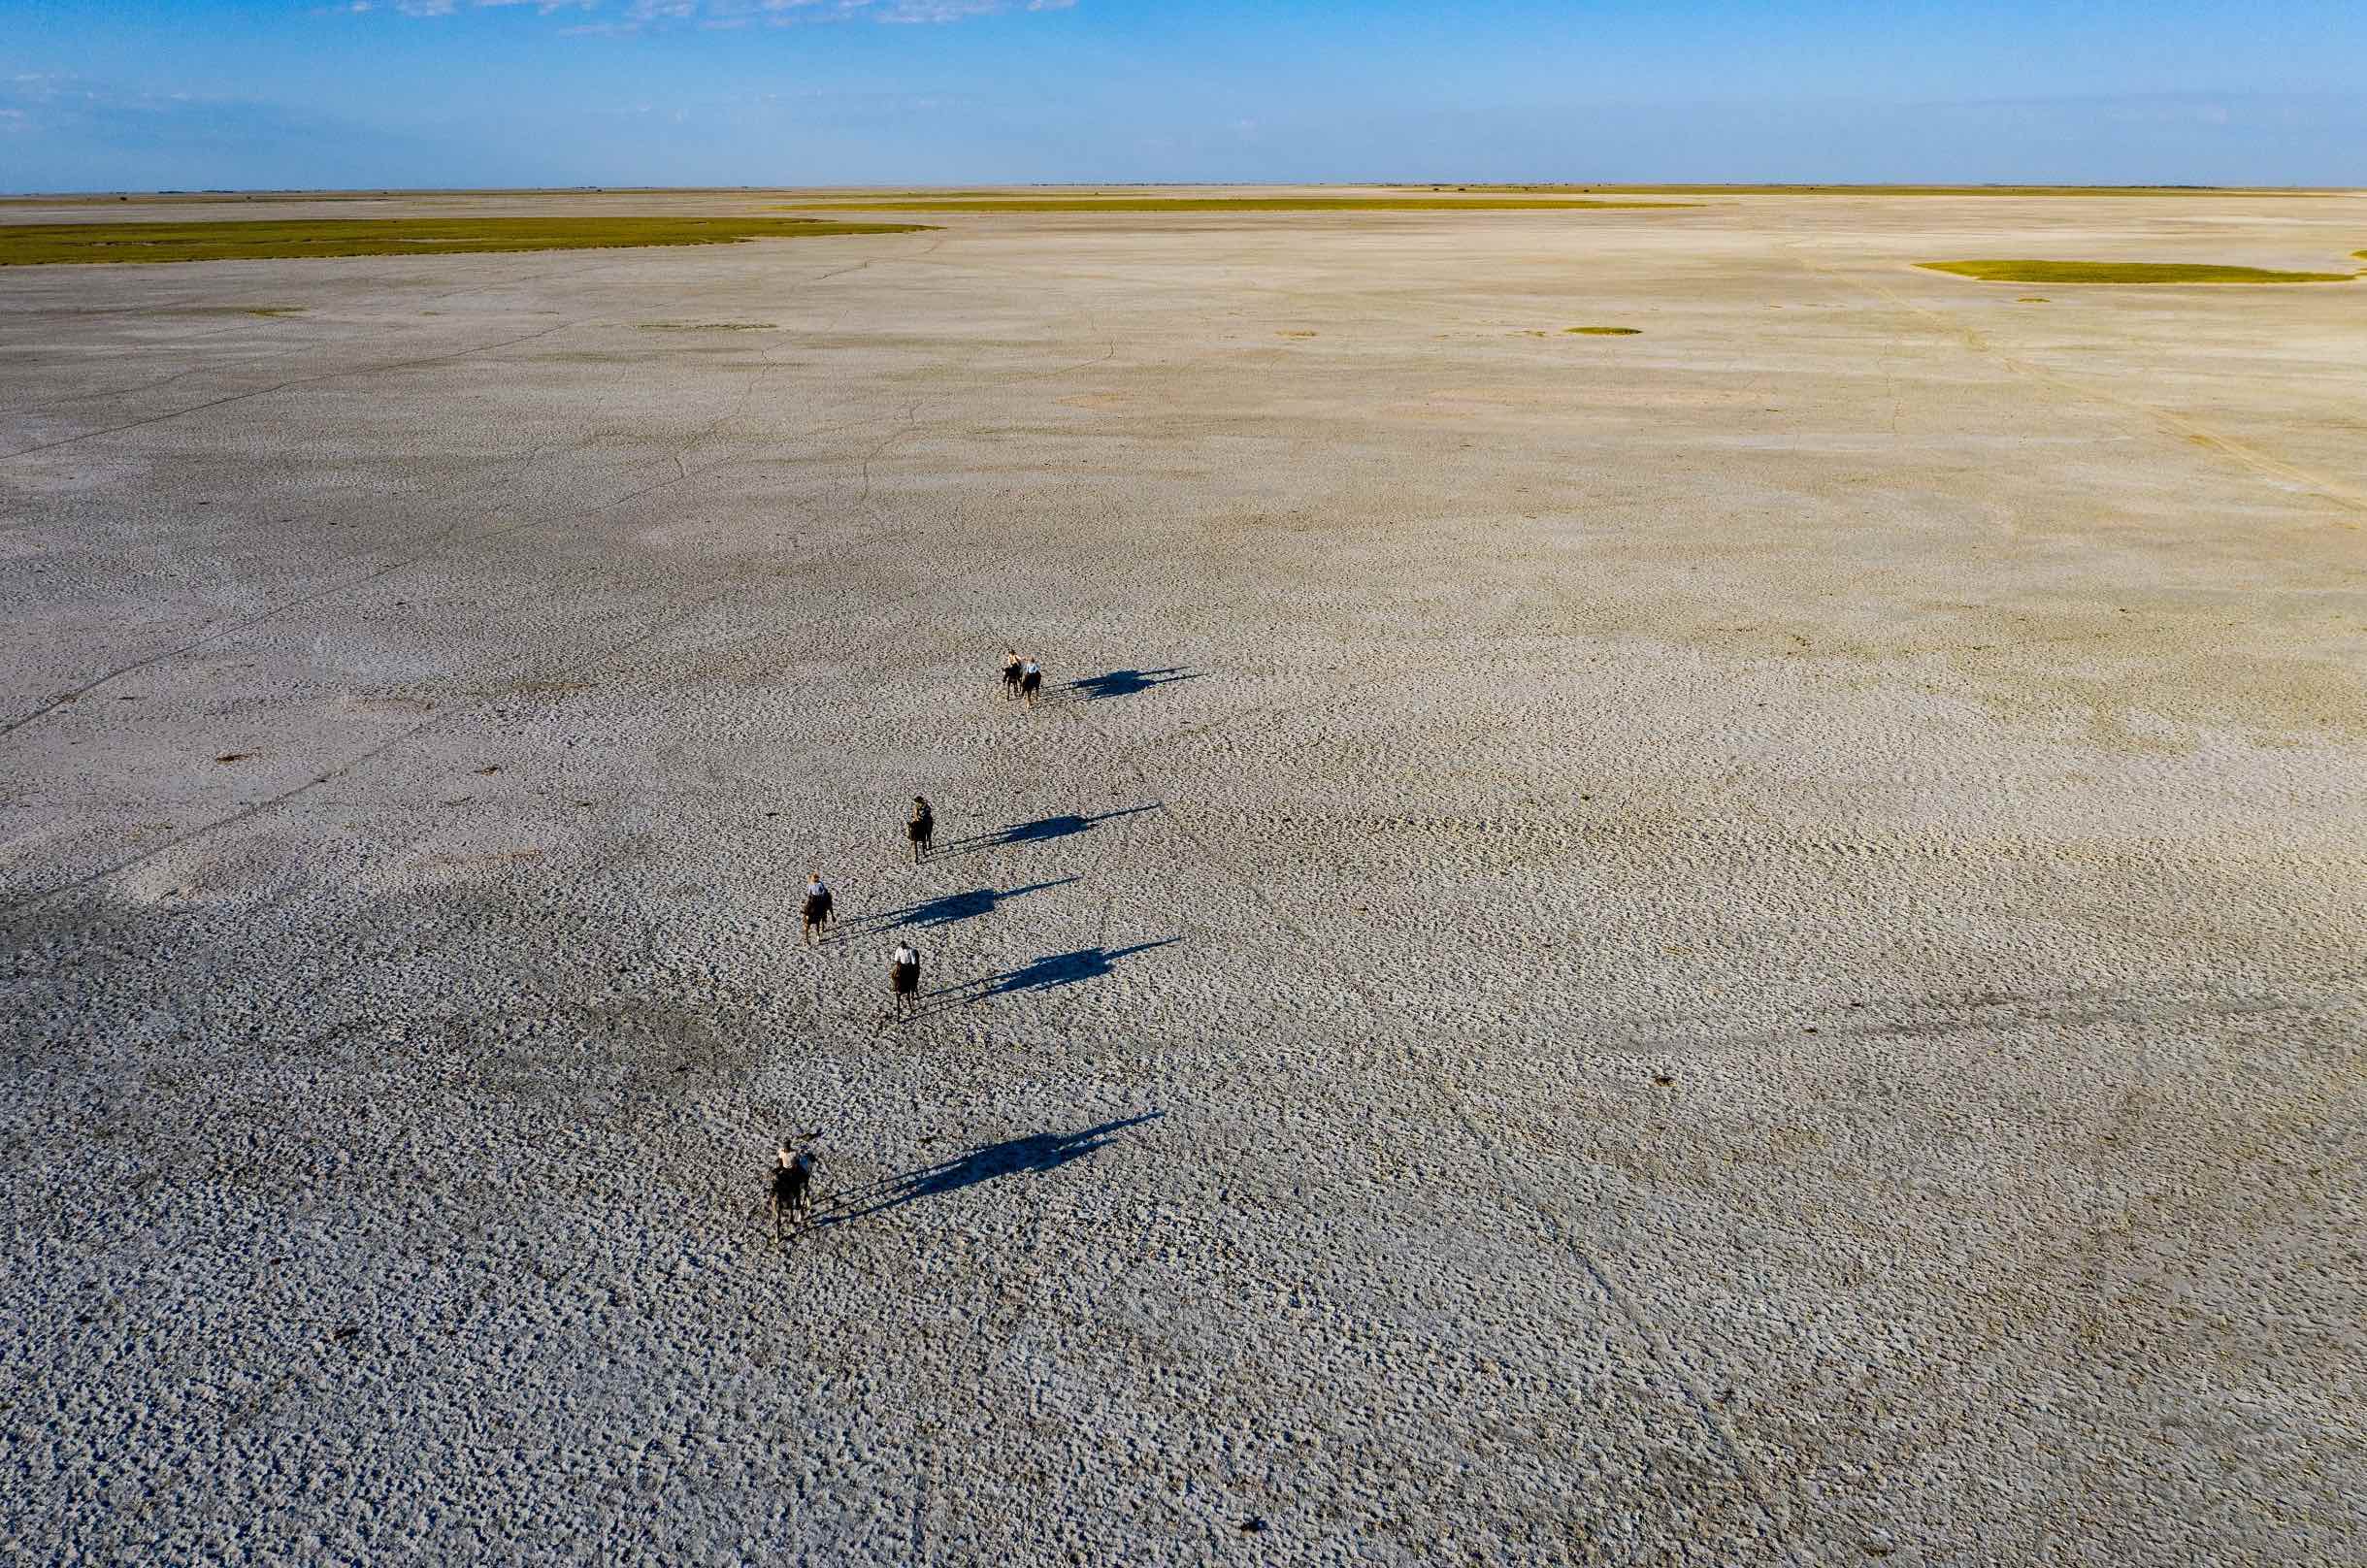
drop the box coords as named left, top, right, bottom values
left=801, top=875, right=834, bottom=946
left=771, top=1142, right=814, bottom=1239
left=906, top=796, right=935, bottom=864
left=890, top=943, right=922, bottom=1019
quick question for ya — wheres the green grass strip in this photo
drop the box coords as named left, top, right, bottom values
left=1918, top=259, right=2355, bottom=284
left=0, top=215, right=930, bottom=267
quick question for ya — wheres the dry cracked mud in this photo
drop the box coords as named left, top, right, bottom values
left=4, top=185, right=2363, bottom=1566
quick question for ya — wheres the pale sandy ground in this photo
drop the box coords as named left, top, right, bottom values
left=3, top=188, right=2363, bottom=1566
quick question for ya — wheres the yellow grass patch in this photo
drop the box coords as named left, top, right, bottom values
left=0, top=215, right=930, bottom=267
left=1918, top=260, right=2354, bottom=284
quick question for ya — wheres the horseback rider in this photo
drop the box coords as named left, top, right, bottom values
left=890, top=941, right=922, bottom=1017
left=801, top=870, right=834, bottom=945
left=771, top=1137, right=815, bottom=1237
left=906, top=796, right=935, bottom=863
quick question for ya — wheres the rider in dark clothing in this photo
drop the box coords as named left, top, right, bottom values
left=802, top=871, right=834, bottom=945
left=891, top=942, right=922, bottom=1017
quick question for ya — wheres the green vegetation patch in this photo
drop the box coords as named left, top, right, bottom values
left=1566, top=325, right=1641, bottom=335
left=773, top=197, right=1690, bottom=212
left=1918, top=259, right=2354, bottom=284
left=0, top=215, right=930, bottom=267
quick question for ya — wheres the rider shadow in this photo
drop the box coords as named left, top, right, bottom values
left=1045, top=668, right=1203, bottom=706
left=932, top=801, right=1162, bottom=860
left=840, top=877, right=1077, bottom=936
left=818, top=1111, right=1164, bottom=1227
left=986, top=936, right=1181, bottom=995
left=903, top=936, right=1182, bottom=1021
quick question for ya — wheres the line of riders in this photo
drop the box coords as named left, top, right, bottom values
left=796, top=648, right=1052, bottom=1008
left=773, top=647, right=1054, bottom=1237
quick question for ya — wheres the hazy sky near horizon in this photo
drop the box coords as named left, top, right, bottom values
left=4, top=1, right=2364, bottom=191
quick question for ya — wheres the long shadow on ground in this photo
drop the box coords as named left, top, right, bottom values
left=930, top=802, right=1162, bottom=860
left=834, top=877, right=1078, bottom=937
left=818, top=1111, right=1164, bottom=1227
left=1042, top=668, right=1204, bottom=705
left=898, top=936, right=1182, bottom=1022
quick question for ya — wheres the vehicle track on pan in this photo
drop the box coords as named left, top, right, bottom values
left=0, top=243, right=956, bottom=906
left=1781, top=238, right=2367, bottom=530
left=1019, top=563, right=1820, bottom=1561
left=1105, top=731, right=1812, bottom=1561
left=0, top=240, right=948, bottom=738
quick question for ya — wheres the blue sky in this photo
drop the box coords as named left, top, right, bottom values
left=4, top=1, right=2364, bottom=190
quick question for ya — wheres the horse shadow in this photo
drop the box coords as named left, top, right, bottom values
left=899, top=936, right=1182, bottom=1021
left=838, top=876, right=1077, bottom=936
left=818, top=1112, right=1164, bottom=1227
left=932, top=801, right=1162, bottom=859
left=1046, top=668, right=1203, bottom=705
left=984, top=936, right=1181, bottom=996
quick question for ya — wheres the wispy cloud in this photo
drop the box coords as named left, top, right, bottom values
left=388, top=0, right=598, bottom=14
left=359, top=0, right=1071, bottom=27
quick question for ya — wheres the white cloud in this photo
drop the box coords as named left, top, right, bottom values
left=354, top=0, right=1070, bottom=28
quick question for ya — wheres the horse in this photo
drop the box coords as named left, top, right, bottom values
left=801, top=875, right=834, bottom=946
left=890, top=944, right=921, bottom=1018
left=1020, top=660, right=1042, bottom=709
left=771, top=1143, right=813, bottom=1238
left=906, top=797, right=935, bottom=864
left=1001, top=650, right=1023, bottom=701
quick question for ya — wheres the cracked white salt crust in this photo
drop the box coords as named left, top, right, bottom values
left=3, top=187, right=2363, bottom=1567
